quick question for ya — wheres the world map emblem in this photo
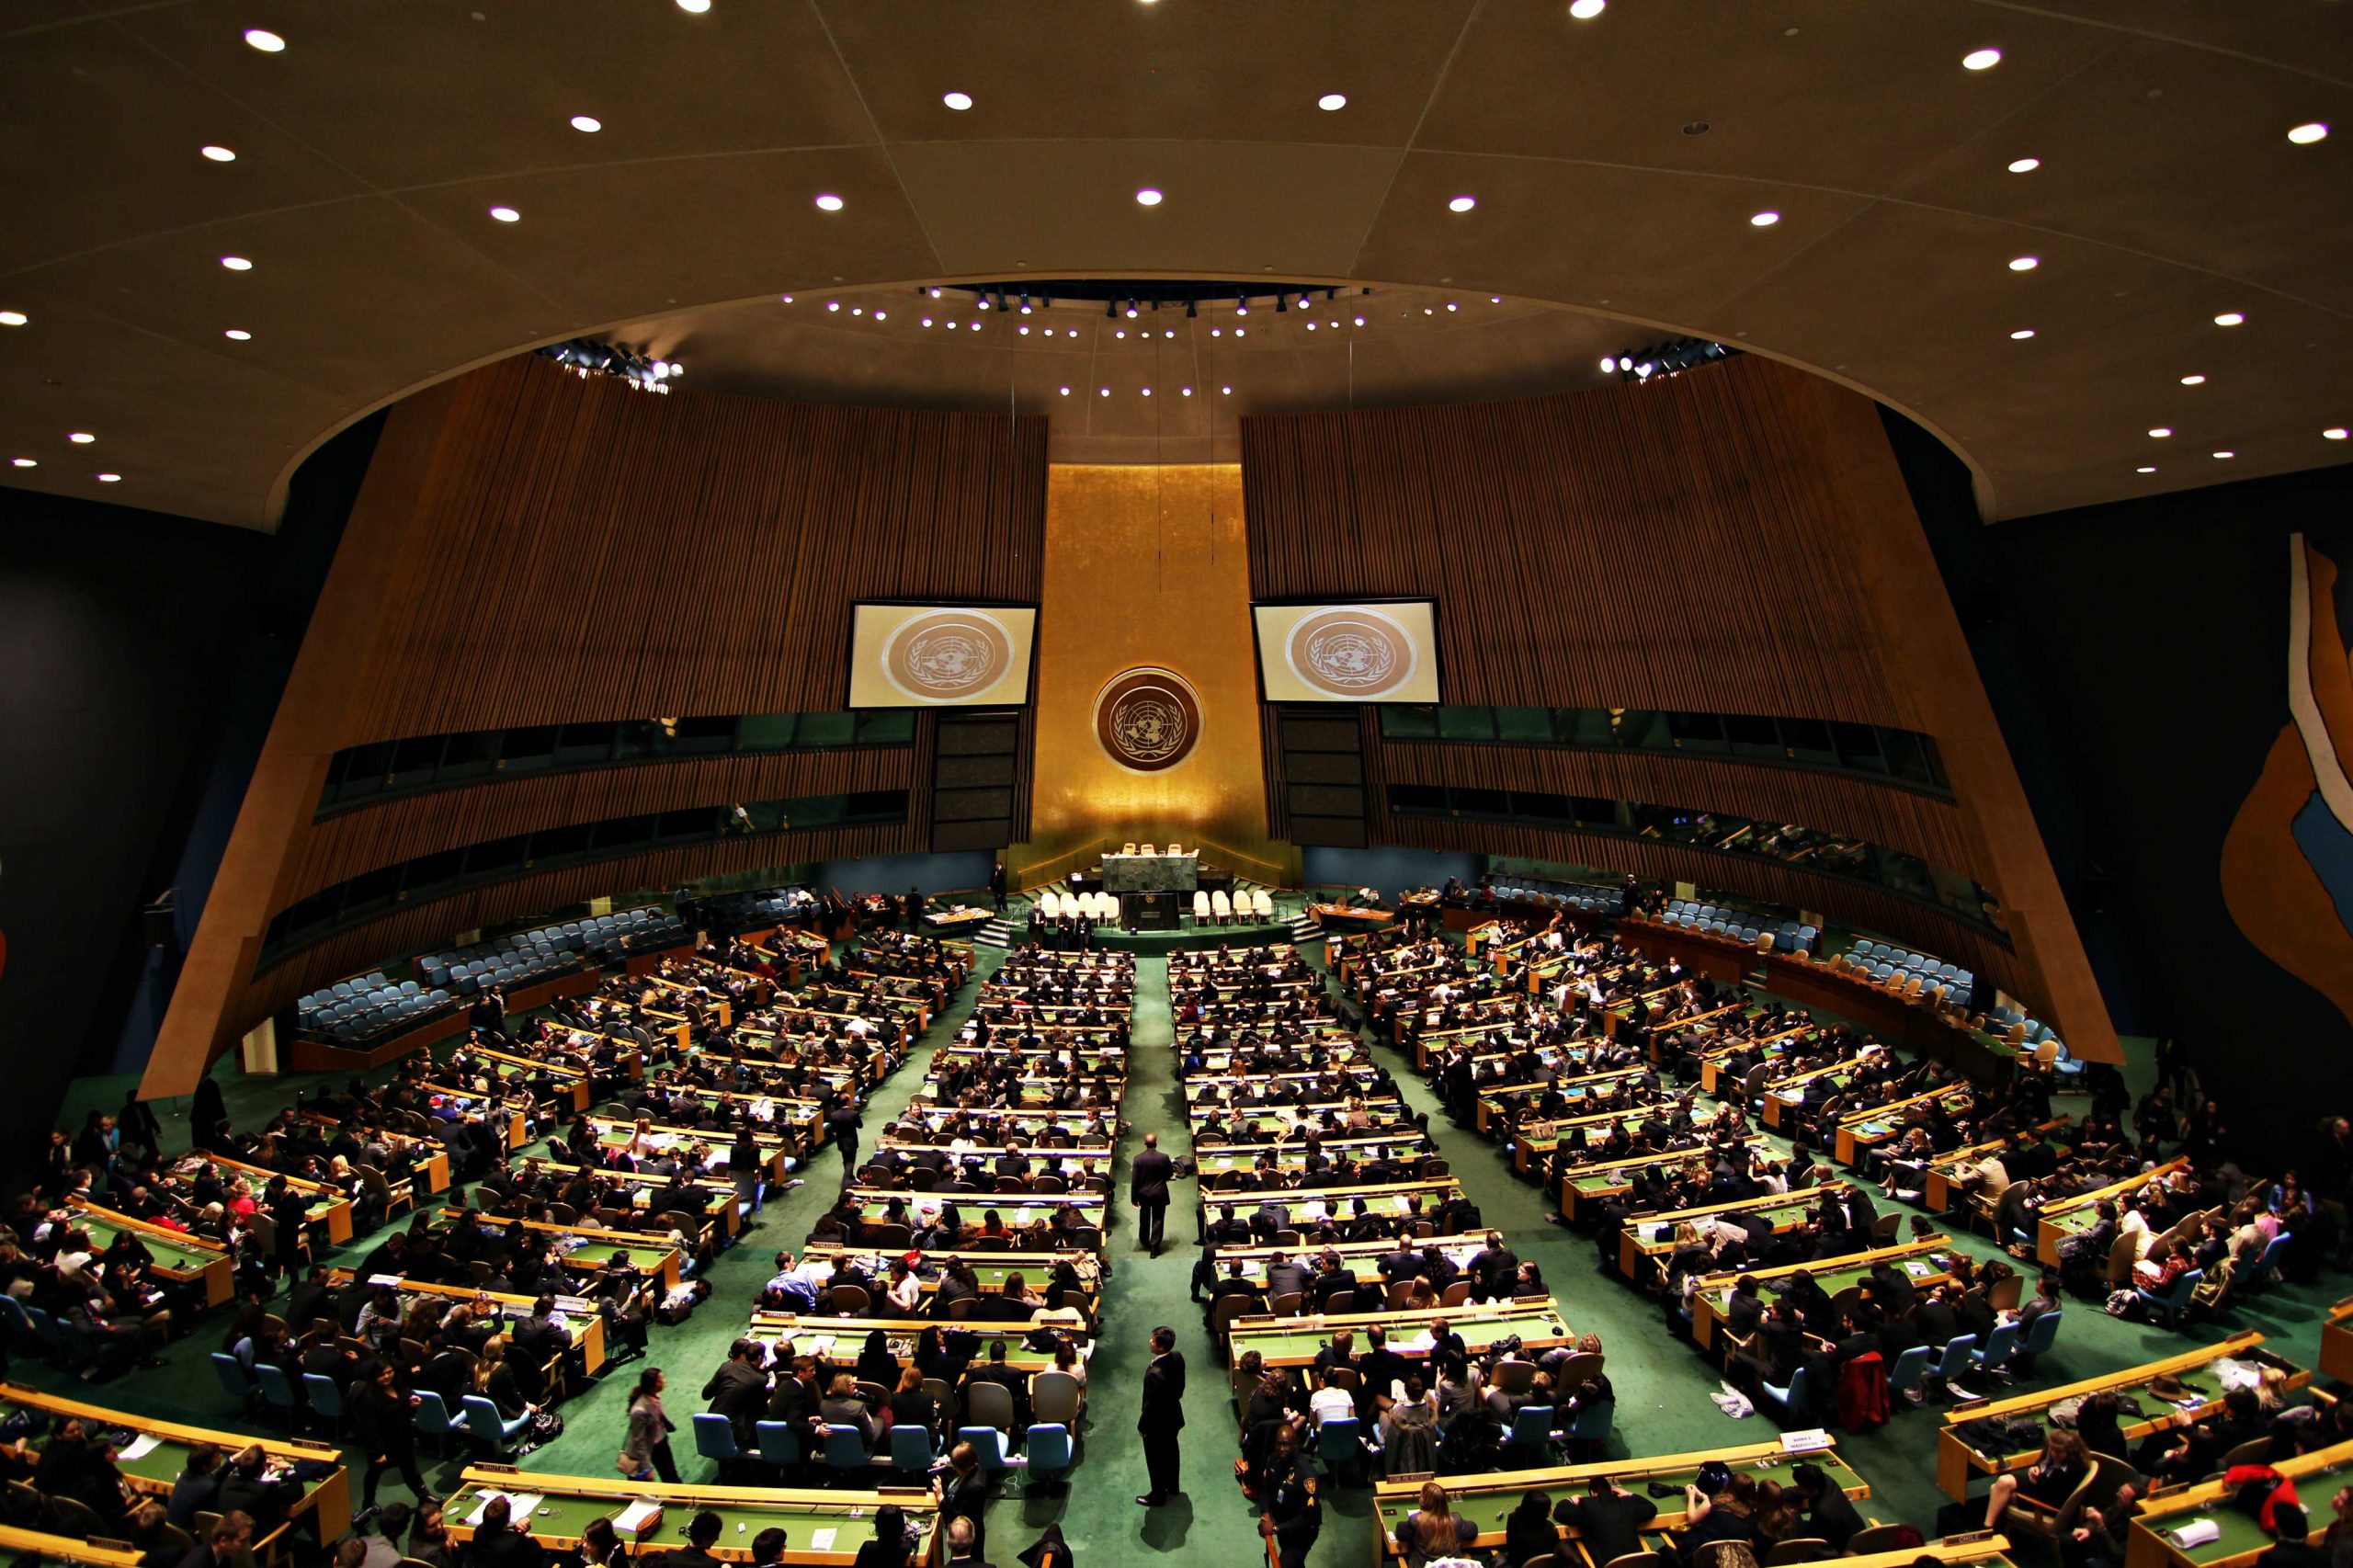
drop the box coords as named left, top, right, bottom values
left=881, top=608, right=1014, bottom=702
left=1285, top=606, right=1417, bottom=699
left=1094, top=667, right=1202, bottom=773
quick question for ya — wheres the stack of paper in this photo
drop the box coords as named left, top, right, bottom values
left=614, top=1501, right=663, bottom=1532
left=809, top=1530, right=837, bottom=1551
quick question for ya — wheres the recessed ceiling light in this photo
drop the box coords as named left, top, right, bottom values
left=1135, top=187, right=1163, bottom=206
left=10, top=458, right=33, bottom=468
left=2214, top=311, right=2245, bottom=326
left=2148, top=427, right=2172, bottom=438
left=96, top=473, right=120, bottom=483
left=488, top=205, right=520, bottom=222
left=676, top=0, right=710, bottom=12
left=872, top=311, right=885, bottom=321
left=1099, top=388, right=1109, bottom=397
left=201, top=144, right=237, bottom=163
left=2007, top=156, right=2040, bottom=173
left=1318, top=94, right=1347, bottom=111
left=570, top=116, right=603, bottom=133
left=1115, top=330, right=1126, bottom=339
left=2010, top=328, right=2035, bottom=340
left=2212, top=450, right=2236, bottom=460
left=1142, top=388, right=1152, bottom=397
left=1448, top=195, right=1477, bottom=212
left=224, top=328, right=251, bottom=340
left=1962, top=47, right=2002, bottom=70
left=779, top=295, right=792, bottom=303
left=2137, top=466, right=2157, bottom=473
left=1598, top=357, right=1615, bottom=372
left=2007, top=256, right=2038, bottom=271
left=0, top=312, right=25, bottom=327
left=943, top=92, right=973, bottom=111
left=1355, top=315, right=1366, bottom=325
left=2289, top=122, right=2329, bottom=145
left=826, top=301, right=840, bottom=312
left=1569, top=0, right=1606, bottom=17
left=67, top=432, right=94, bottom=445
left=221, top=256, right=253, bottom=270
left=813, top=193, right=845, bottom=211
left=1059, top=387, right=1070, bottom=396
left=852, top=307, right=864, bottom=315
left=920, top=317, right=932, bottom=327
left=2325, top=427, right=2349, bottom=441
left=243, top=28, right=285, bottom=51
left=1749, top=210, right=1780, bottom=227
left=1222, top=386, right=1232, bottom=394
left=2180, top=374, right=2206, bottom=386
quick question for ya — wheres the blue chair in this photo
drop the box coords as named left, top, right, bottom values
left=1024, top=1424, right=1073, bottom=1491
left=301, top=1373, right=345, bottom=1433
left=1563, top=1399, right=1613, bottom=1451
left=210, top=1352, right=256, bottom=1412
left=1972, top=1321, right=2021, bottom=1382
left=462, top=1395, right=532, bottom=1457
left=1759, top=1365, right=1812, bottom=1424
left=412, top=1390, right=459, bottom=1456
left=1928, top=1334, right=1977, bottom=1396
left=754, top=1420, right=802, bottom=1477
left=2236, top=1234, right=2291, bottom=1294
left=253, top=1362, right=301, bottom=1424
left=888, top=1424, right=938, bottom=1477
left=2140, top=1268, right=2203, bottom=1329
left=1885, top=1345, right=1933, bottom=1405
left=692, top=1413, right=744, bottom=1474
left=956, top=1426, right=1025, bottom=1477
left=821, top=1425, right=871, bottom=1472
left=2012, top=1309, right=2063, bottom=1370
left=1506, top=1403, right=1556, bottom=1462
left=1313, top=1416, right=1362, bottom=1484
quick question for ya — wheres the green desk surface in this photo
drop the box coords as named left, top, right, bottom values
left=71, top=1217, right=220, bottom=1270
left=745, top=1327, right=1054, bottom=1374
left=1373, top=1450, right=1867, bottom=1542
left=0, top=1397, right=328, bottom=1501
left=2045, top=1206, right=2104, bottom=1236
left=853, top=1199, right=1106, bottom=1225
left=1847, top=1120, right=1896, bottom=1140
left=1193, top=1149, right=1430, bottom=1176
left=445, top=1485, right=910, bottom=1553
left=1702, top=1252, right=1955, bottom=1315
left=1630, top=1198, right=1818, bottom=1247
left=2145, top=1483, right=2341, bottom=1566
left=1954, top=1368, right=2229, bottom=1464
left=560, top=1241, right=672, bottom=1269
left=1231, top=1309, right=1568, bottom=1361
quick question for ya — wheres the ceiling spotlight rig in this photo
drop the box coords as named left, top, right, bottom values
left=1603, top=336, right=1733, bottom=383
left=539, top=337, right=681, bottom=392
left=937, top=278, right=1347, bottom=319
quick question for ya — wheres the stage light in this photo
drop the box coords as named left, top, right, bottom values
left=1275, top=295, right=1287, bottom=312
left=10, top=458, right=33, bottom=468
left=1570, top=0, right=1605, bottom=17
left=2325, top=428, right=2348, bottom=441
left=244, top=28, right=285, bottom=51
left=1600, top=357, right=1615, bottom=372
left=813, top=193, right=845, bottom=211
left=2148, top=427, right=2172, bottom=438
left=202, top=145, right=236, bottom=162
left=2213, top=450, right=2236, bottom=460
left=1185, top=300, right=1197, bottom=318
left=1126, top=302, right=1139, bottom=318
left=2137, top=466, right=2157, bottom=473
left=676, top=0, right=710, bottom=11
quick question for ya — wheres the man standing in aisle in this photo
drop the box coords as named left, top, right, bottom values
left=1136, top=1324, right=1186, bottom=1508
left=1131, top=1131, right=1173, bottom=1256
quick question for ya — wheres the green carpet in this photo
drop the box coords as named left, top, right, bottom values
left=22, top=958, right=2347, bottom=1568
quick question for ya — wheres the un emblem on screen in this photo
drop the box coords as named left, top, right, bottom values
left=1094, top=667, right=1202, bottom=773
left=1287, top=606, right=1416, bottom=699
left=881, top=608, right=1013, bottom=701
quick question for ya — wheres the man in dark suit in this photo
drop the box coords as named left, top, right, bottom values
left=1130, top=1132, right=1174, bottom=1256
left=1136, top=1324, right=1186, bottom=1507
left=701, top=1339, right=772, bottom=1448
left=1553, top=1475, right=1657, bottom=1564
left=1790, top=1462, right=1864, bottom=1551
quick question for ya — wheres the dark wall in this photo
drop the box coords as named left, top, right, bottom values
left=1971, top=457, right=2353, bottom=1149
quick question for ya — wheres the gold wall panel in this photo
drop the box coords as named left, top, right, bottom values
left=1016, top=463, right=1296, bottom=888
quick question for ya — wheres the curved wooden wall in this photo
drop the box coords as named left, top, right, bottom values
left=149, top=357, right=1045, bottom=1093
left=1242, top=355, right=2116, bottom=1058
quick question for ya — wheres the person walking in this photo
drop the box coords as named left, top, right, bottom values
left=622, top=1368, right=680, bottom=1483
left=1136, top=1325, right=1186, bottom=1507
left=351, top=1362, right=434, bottom=1512
left=990, top=862, right=1007, bottom=915
left=1131, top=1132, right=1174, bottom=1256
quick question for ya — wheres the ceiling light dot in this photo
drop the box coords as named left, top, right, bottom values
left=1448, top=195, right=1477, bottom=212
left=1569, top=0, right=1606, bottom=17
left=10, top=458, right=33, bottom=468
left=2212, top=450, right=2236, bottom=460
left=1599, top=357, right=1615, bottom=372
left=1134, top=187, right=1164, bottom=206
left=851, top=307, right=863, bottom=315
left=1962, top=47, right=2002, bottom=70
left=2148, top=427, right=2173, bottom=438
left=223, top=328, right=251, bottom=340
left=969, top=322, right=980, bottom=331
left=2137, top=466, right=2157, bottom=473
left=1445, top=301, right=1458, bottom=311
left=2010, top=328, right=2035, bottom=340
left=1115, top=330, right=1125, bottom=339
left=1222, top=386, right=1232, bottom=394
left=1306, top=323, right=1317, bottom=330
left=570, top=115, right=603, bottom=133
left=2324, top=427, right=2348, bottom=441
left=942, top=92, right=973, bottom=111
left=826, top=301, right=839, bottom=312
left=0, top=312, right=26, bottom=327
left=1142, top=387, right=1152, bottom=397
left=1017, top=325, right=1029, bottom=335
left=201, top=144, right=237, bottom=163
left=2007, top=156, right=2040, bottom=173
left=1490, top=296, right=1502, bottom=304
left=676, top=0, right=710, bottom=12
left=243, top=28, right=286, bottom=51
left=1059, top=387, right=1070, bottom=396
left=1318, top=93, right=1347, bottom=111
left=220, top=255, right=253, bottom=271
left=487, top=205, right=520, bottom=222
left=1182, top=388, right=1193, bottom=397
left=921, top=317, right=932, bottom=327
left=946, top=321, right=957, bottom=329
left=96, top=473, right=120, bottom=483
left=67, top=432, right=94, bottom=445
left=1210, top=328, right=1221, bottom=336
left=2007, top=256, right=2038, bottom=271
left=779, top=295, right=793, bottom=303
left=1354, top=315, right=1366, bottom=325
left=1100, top=388, right=1109, bottom=397
left=1233, top=326, right=1245, bottom=336
left=2180, top=374, right=2206, bottom=386
left=813, top=193, right=845, bottom=211
left=2289, top=122, right=2329, bottom=145
left=1750, top=210, right=1781, bottom=227
left=872, top=311, right=885, bottom=321
left=2214, top=311, right=2245, bottom=326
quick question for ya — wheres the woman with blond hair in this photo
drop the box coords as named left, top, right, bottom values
left=1393, top=1480, right=1477, bottom=1568
left=1984, top=1428, right=2089, bottom=1528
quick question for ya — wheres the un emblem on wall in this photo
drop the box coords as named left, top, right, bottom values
left=1094, top=667, right=1203, bottom=773
left=881, top=608, right=1014, bottom=702
left=1285, top=605, right=1418, bottom=699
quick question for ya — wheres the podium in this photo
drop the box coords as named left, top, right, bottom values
left=1125, top=892, right=1182, bottom=931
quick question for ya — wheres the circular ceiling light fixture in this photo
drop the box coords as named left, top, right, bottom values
left=676, top=0, right=710, bottom=12
left=1448, top=195, right=1477, bottom=212
left=2214, top=311, right=2245, bottom=325
left=243, top=28, right=285, bottom=51
left=2007, top=256, right=2038, bottom=271
left=1134, top=187, right=1163, bottom=205
left=1570, top=0, right=1606, bottom=17
left=2289, top=122, right=2329, bottom=145
left=570, top=115, right=603, bottom=133
left=487, top=205, right=520, bottom=222
left=813, top=193, right=845, bottom=211
left=2010, top=328, right=2035, bottom=340
left=224, top=328, right=251, bottom=340
left=2180, top=374, right=2207, bottom=386
left=67, top=432, right=94, bottom=445
left=220, top=255, right=253, bottom=270
left=2325, top=428, right=2348, bottom=441
left=1318, top=93, right=1347, bottom=111
left=2007, top=156, right=2040, bottom=173
left=201, top=144, right=237, bottom=162
left=942, top=92, right=972, bottom=111
left=1749, top=210, right=1780, bottom=226
left=1962, top=47, right=2002, bottom=70
left=2148, top=427, right=2172, bottom=438
left=0, top=311, right=26, bottom=327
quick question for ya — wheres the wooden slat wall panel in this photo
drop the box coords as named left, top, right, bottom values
left=1376, top=744, right=1985, bottom=875
left=288, top=747, right=919, bottom=903
left=1379, top=813, right=2028, bottom=1002
left=1242, top=355, right=1921, bottom=729
left=245, top=825, right=913, bottom=1023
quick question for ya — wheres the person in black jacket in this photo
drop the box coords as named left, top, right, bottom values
left=1130, top=1134, right=1174, bottom=1256
left=1259, top=1425, right=1322, bottom=1568
left=1135, top=1325, right=1186, bottom=1507
left=351, top=1362, right=435, bottom=1511
left=1553, top=1475, right=1656, bottom=1564
left=1791, top=1461, right=1864, bottom=1551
